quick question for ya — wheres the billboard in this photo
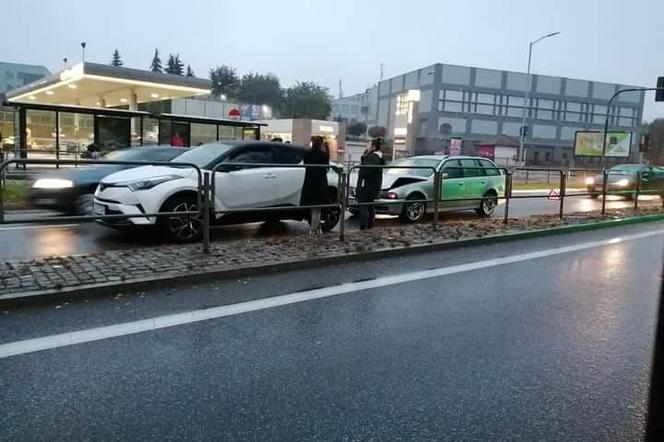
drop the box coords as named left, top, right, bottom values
left=449, top=137, right=462, bottom=156
left=574, top=131, right=632, bottom=158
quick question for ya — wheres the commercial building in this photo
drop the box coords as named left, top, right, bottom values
left=330, top=91, right=371, bottom=124
left=365, top=63, right=645, bottom=166
left=0, top=61, right=50, bottom=94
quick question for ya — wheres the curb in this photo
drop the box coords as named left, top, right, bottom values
left=2, top=213, right=663, bottom=307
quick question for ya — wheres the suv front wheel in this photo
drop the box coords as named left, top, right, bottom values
left=400, top=194, right=427, bottom=223
left=159, top=194, right=203, bottom=242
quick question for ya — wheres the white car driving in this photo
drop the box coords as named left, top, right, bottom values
left=93, top=141, right=341, bottom=241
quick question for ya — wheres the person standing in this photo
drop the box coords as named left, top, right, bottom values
left=357, top=137, right=385, bottom=230
left=300, top=135, right=330, bottom=234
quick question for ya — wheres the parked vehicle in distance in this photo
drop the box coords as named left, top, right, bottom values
left=93, top=141, right=341, bottom=241
left=29, top=147, right=186, bottom=214
left=349, top=155, right=505, bottom=223
left=585, top=164, right=664, bottom=199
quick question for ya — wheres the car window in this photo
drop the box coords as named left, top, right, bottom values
left=442, top=159, right=462, bottom=179
left=273, top=146, right=305, bottom=164
left=460, top=159, right=485, bottom=177
left=225, top=146, right=272, bottom=167
left=479, top=159, right=500, bottom=176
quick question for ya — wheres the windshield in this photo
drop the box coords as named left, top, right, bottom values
left=171, top=143, right=235, bottom=168
left=385, top=158, right=441, bottom=178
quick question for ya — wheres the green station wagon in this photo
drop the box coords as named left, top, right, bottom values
left=350, top=155, right=506, bottom=223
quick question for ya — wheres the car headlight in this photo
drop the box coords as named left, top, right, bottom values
left=615, top=178, right=630, bottom=187
left=33, top=178, right=74, bottom=189
left=121, top=175, right=181, bottom=192
left=585, top=177, right=595, bottom=185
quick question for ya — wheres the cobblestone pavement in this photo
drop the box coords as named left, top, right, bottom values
left=1, top=207, right=662, bottom=296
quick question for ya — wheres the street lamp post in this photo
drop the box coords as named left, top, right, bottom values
left=517, top=31, right=560, bottom=165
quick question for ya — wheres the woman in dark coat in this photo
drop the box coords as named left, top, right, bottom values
left=300, top=136, right=329, bottom=234
left=358, top=137, right=385, bottom=229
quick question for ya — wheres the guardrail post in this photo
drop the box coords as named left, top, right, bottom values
left=0, top=163, right=5, bottom=223
left=339, top=170, right=347, bottom=242
left=432, top=170, right=441, bottom=229
left=634, top=171, right=641, bottom=211
left=601, top=169, right=609, bottom=215
left=503, top=171, right=512, bottom=224
left=559, top=171, right=566, bottom=219
left=202, top=173, right=211, bottom=254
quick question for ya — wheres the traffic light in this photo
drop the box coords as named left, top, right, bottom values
left=657, top=77, right=664, bottom=102
left=640, top=134, right=651, bottom=152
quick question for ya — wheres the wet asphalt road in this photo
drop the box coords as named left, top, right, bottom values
left=0, top=193, right=657, bottom=261
left=1, top=223, right=662, bottom=441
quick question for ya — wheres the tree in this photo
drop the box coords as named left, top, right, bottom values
left=367, top=125, right=387, bottom=139
left=174, top=55, right=185, bottom=75
left=149, top=49, right=162, bottom=73
left=165, top=54, right=184, bottom=75
left=209, top=65, right=239, bottom=98
left=165, top=54, right=176, bottom=74
left=347, top=121, right=367, bottom=137
left=111, top=49, right=123, bottom=67
left=236, top=73, right=283, bottom=110
left=283, top=81, right=331, bottom=119
left=186, top=65, right=195, bottom=77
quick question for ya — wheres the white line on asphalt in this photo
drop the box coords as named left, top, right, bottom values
left=0, top=224, right=79, bottom=231
left=1, top=229, right=662, bottom=359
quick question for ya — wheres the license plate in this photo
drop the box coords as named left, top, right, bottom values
left=93, top=202, right=106, bottom=216
left=36, top=198, right=58, bottom=206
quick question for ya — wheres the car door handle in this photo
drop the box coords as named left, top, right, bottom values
left=480, top=181, right=486, bottom=185
left=457, top=183, right=464, bottom=186
left=264, top=173, right=277, bottom=179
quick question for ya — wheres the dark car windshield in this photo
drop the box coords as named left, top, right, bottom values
left=386, top=158, right=441, bottom=178
left=102, top=149, right=147, bottom=161
left=171, top=142, right=237, bottom=168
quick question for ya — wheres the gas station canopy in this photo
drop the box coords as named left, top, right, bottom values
left=5, top=62, right=211, bottom=108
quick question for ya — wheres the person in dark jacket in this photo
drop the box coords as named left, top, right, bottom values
left=300, top=136, right=330, bottom=234
left=357, top=137, right=385, bottom=229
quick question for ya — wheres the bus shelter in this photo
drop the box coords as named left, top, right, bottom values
left=3, top=62, right=264, bottom=160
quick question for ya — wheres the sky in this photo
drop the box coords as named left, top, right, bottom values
left=2, top=0, right=663, bottom=120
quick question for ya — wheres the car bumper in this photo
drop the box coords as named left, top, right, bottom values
left=93, top=186, right=156, bottom=226
left=587, top=184, right=636, bottom=195
left=348, top=197, right=402, bottom=215
left=28, top=188, right=79, bottom=211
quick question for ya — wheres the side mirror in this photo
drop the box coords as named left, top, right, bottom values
left=441, top=172, right=449, bottom=179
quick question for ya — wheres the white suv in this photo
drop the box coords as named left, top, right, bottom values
left=93, top=141, right=341, bottom=241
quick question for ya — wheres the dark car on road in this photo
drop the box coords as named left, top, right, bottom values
left=586, top=164, right=664, bottom=199
left=29, top=146, right=186, bottom=214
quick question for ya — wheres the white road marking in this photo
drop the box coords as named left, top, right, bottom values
left=0, top=224, right=79, bottom=231
left=1, top=229, right=662, bottom=359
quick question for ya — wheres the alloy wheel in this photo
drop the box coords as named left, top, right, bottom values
left=406, top=202, right=425, bottom=221
left=168, top=201, right=201, bottom=241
